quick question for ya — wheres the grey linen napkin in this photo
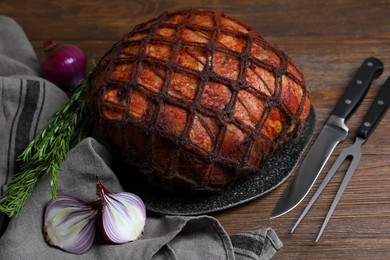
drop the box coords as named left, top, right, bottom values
left=0, top=15, right=69, bottom=236
left=0, top=15, right=283, bottom=259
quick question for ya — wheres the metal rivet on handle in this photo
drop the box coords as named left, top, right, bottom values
left=367, top=62, right=374, bottom=67
left=356, top=80, right=363, bottom=85
left=364, top=122, right=371, bottom=127
left=345, top=99, right=352, bottom=104
left=378, top=100, right=384, bottom=105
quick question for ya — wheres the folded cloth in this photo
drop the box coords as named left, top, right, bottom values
left=0, top=15, right=69, bottom=237
left=0, top=15, right=40, bottom=76
left=0, top=15, right=69, bottom=195
left=0, top=15, right=283, bottom=259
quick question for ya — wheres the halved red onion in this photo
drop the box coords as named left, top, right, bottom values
left=43, top=195, right=98, bottom=254
left=97, top=181, right=146, bottom=244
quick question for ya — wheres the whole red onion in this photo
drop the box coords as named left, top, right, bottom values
left=40, top=40, right=87, bottom=91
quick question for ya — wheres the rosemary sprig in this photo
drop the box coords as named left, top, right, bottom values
left=0, top=80, right=92, bottom=217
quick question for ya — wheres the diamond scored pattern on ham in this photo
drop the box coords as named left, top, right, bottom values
left=88, top=9, right=311, bottom=192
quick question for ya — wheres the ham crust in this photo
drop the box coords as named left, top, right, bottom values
left=87, top=9, right=311, bottom=192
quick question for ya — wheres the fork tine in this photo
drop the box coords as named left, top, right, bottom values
left=291, top=149, right=350, bottom=233
left=315, top=150, right=362, bottom=243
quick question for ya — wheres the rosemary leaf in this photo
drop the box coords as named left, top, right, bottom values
left=0, top=80, right=92, bottom=217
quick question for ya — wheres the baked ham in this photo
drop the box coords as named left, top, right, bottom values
left=87, top=9, right=311, bottom=192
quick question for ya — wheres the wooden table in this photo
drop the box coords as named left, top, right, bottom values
left=2, top=0, right=390, bottom=258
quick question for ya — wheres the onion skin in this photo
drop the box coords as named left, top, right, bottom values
left=40, top=40, right=87, bottom=91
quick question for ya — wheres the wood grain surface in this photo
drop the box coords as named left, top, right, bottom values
left=2, top=0, right=390, bottom=259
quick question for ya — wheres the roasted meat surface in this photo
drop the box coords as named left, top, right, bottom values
left=87, top=9, right=311, bottom=192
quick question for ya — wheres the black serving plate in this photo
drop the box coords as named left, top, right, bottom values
left=117, top=104, right=316, bottom=216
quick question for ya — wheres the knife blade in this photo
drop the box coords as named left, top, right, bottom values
left=270, top=57, right=383, bottom=219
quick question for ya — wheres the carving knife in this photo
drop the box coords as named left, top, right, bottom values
left=270, top=57, right=383, bottom=219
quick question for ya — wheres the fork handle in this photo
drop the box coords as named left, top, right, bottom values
left=358, top=76, right=390, bottom=139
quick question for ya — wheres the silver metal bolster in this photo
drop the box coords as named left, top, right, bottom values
left=327, top=115, right=349, bottom=132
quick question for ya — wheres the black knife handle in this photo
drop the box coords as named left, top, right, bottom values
left=332, top=57, right=383, bottom=119
left=357, top=76, right=390, bottom=139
